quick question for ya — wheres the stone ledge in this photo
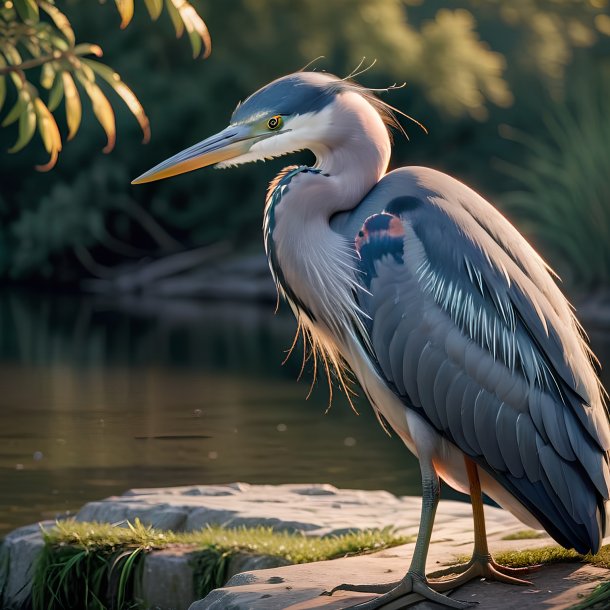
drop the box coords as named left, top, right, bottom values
left=0, top=484, right=557, bottom=610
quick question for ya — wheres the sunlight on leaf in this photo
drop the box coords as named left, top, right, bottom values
left=75, top=72, right=116, bottom=153
left=168, top=0, right=211, bottom=58
left=114, top=0, right=135, bottom=29
left=84, top=59, right=151, bottom=143
left=165, top=0, right=184, bottom=37
left=61, top=72, right=81, bottom=141
left=73, top=43, right=104, bottom=58
left=34, top=97, right=62, bottom=171
left=39, top=1, right=75, bottom=46
left=40, top=62, right=55, bottom=90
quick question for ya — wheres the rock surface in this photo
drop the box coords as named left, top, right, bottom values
left=3, top=483, right=608, bottom=610
left=75, top=482, right=436, bottom=535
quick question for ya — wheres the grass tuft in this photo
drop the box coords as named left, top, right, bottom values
left=30, top=519, right=412, bottom=608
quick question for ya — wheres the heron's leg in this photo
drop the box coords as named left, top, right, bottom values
left=430, top=457, right=539, bottom=591
left=323, top=459, right=475, bottom=609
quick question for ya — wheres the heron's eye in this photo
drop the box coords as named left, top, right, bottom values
left=267, top=115, right=283, bottom=130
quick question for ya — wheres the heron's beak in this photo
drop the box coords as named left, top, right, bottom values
left=131, top=125, right=259, bottom=185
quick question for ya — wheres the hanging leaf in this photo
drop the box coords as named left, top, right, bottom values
left=2, top=87, right=27, bottom=127
left=8, top=92, right=36, bottom=153
left=13, top=0, right=39, bottom=23
left=73, top=44, right=104, bottom=58
left=40, top=62, right=55, bottom=90
left=114, top=0, right=135, bottom=29
left=76, top=72, right=116, bottom=153
left=47, top=73, right=64, bottom=111
left=83, top=59, right=150, bottom=143
left=2, top=42, right=23, bottom=67
left=144, top=0, right=164, bottom=21
left=0, top=56, right=6, bottom=113
left=165, top=0, right=184, bottom=38
left=62, top=72, right=81, bottom=140
left=38, top=1, right=75, bottom=45
left=167, top=0, right=211, bottom=58
left=34, top=97, right=62, bottom=171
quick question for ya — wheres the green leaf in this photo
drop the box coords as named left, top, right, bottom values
left=2, top=89, right=27, bottom=127
left=84, top=59, right=151, bottom=143
left=75, top=72, right=116, bottom=153
left=62, top=72, right=81, bottom=140
left=0, top=55, right=6, bottom=113
left=2, top=42, right=23, bottom=66
left=13, top=0, right=39, bottom=23
left=39, top=1, right=75, bottom=46
left=165, top=0, right=184, bottom=38
left=144, top=0, right=164, bottom=20
left=8, top=94, right=36, bottom=153
left=47, top=73, right=64, bottom=111
left=114, top=0, right=134, bottom=29
left=0, top=75, right=5, bottom=114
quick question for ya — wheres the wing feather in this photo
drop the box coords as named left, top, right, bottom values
left=346, top=167, right=610, bottom=553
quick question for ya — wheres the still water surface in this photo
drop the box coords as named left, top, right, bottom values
left=1, top=291, right=609, bottom=537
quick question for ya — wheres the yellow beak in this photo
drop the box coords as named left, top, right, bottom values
left=132, top=125, right=258, bottom=185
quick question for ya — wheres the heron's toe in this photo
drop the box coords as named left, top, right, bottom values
left=325, top=572, right=476, bottom=609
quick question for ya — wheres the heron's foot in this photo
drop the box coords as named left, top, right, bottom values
left=322, top=571, right=476, bottom=609
left=429, top=553, right=539, bottom=592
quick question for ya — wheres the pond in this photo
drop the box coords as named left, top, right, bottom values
left=1, top=290, right=609, bottom=537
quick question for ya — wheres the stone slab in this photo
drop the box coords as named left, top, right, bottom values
left=0, top=484, right=556, bottom=610
left=75, top=483, right=527, bottom=540
left=191, top=537, right=609, bottom=610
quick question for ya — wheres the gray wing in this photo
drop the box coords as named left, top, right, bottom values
left=337, top=167, right=610, bottom=554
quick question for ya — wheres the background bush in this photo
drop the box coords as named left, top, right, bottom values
left=1, top=0, right=609, bottom=292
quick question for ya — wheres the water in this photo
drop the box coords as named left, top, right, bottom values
left=0, top=291, right=421, bottom=537
left=1, top=291, right=609, bottom=538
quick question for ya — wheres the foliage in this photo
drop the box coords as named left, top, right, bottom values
left=0, top=0, right=209, bottom=169
left=31, top=519, right=411, bottom=608
left=0, top=1, right=609, bottom=287
left=499, top=65, right=610, bottom=290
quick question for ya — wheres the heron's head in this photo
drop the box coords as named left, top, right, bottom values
left=132, top=71, right=403, bottom=184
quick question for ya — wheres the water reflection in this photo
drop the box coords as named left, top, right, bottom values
left=1, top=291, right=608, bottom=537
left=0, top=291, right=421, bottom=536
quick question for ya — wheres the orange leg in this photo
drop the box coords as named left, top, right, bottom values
left=430, top=457, right=540, bottom=591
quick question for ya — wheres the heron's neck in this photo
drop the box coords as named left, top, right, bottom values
left=309, top=92, right=392, bottom=215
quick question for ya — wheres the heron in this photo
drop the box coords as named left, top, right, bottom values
left=133, top=71, right=610, bottom=608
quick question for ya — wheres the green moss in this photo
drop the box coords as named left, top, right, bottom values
left=492, top=544, right=610, bottom=570
left=501, top=529, right=548, bottom=541
left=31, top=519, right=412, bottom=609
left=450, top=544, right=610, bottom=610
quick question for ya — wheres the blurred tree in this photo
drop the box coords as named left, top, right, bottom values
left=0, top=0, right=608, bottom=290
left=0, top=0, right=210, bottom=169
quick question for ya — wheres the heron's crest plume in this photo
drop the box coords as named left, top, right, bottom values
left=231, top=71, right=425, bottom=142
